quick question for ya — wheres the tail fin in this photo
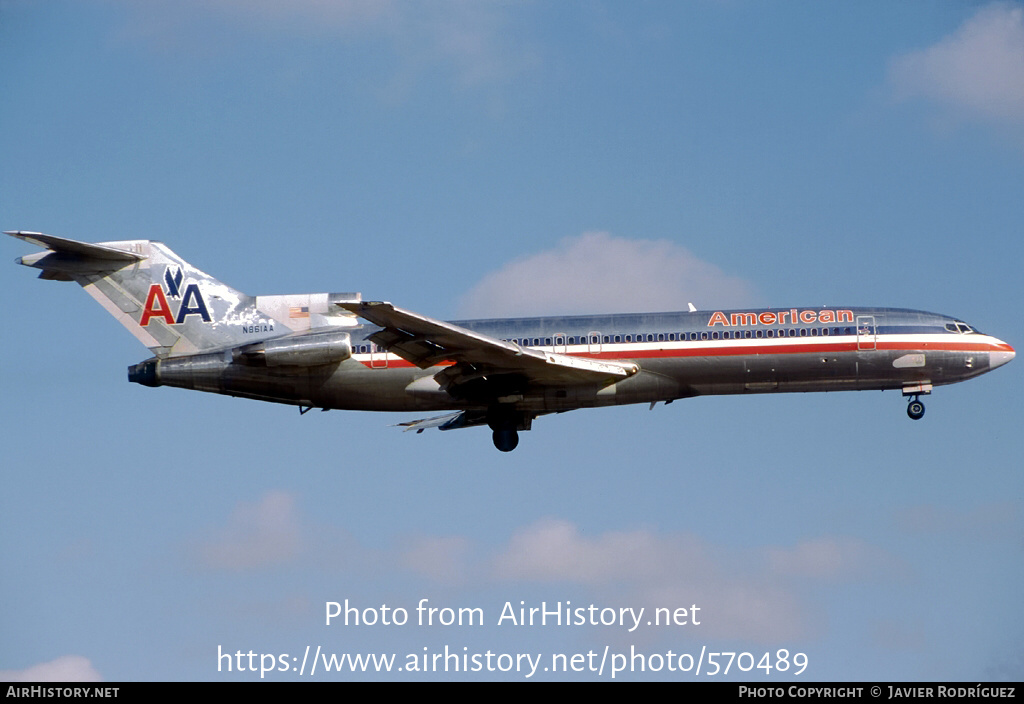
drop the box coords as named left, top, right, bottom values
left=9, top=231, right=360, bottom=357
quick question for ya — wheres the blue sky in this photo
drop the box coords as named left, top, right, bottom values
left=2, top=1, right=1022, bottom=681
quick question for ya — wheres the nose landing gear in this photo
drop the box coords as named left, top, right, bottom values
left=902, top=383, right=932, bottom=421
left=901, top=382, right=933, bottom=421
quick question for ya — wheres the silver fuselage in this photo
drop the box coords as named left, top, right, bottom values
left=134, top=306, right=1014, bottom=414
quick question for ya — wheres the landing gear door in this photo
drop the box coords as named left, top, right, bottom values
left=856, top=315, right=876, bottom=351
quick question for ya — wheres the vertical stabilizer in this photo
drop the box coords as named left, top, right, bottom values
left=10, top=232, right=271, bottom=357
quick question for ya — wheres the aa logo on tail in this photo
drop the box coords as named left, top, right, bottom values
left=164, top=267, right=183, bottom=298
left=140, top=267, right=212, bottom=326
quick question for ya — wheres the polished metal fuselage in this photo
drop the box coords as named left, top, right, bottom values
left=139, top=306, right=1014, bottom=414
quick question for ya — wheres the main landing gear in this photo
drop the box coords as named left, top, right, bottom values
left=906, top=396, right=926, bottom=420
left=487, top=408, right=530, bottom=452
left=492, top=428, right=519, bottom=452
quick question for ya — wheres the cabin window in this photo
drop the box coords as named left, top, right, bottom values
left=658, top=333, right=665, bottom=342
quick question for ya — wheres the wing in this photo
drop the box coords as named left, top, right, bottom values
left=336, top=301, right=638, bottom=399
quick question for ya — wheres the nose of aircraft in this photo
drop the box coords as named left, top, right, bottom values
left=990, top=341, right=1015, bottom=370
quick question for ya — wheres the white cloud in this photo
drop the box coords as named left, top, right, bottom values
left=212, top=0, right=395, bottom=29
left=402, top=535, right=472, bottom=585
left=198, top=491, right=302, bottom=570
left=492, top=518, right=707, bottom=583
left=0, top=655, right=102, bottom=682
left=116, top=0, right=537, bottom=90
left=457, top=232, right=758, bottom=318
left=894, top=502, right=1021, bottom=541
left=486, top=518, right=892, bottom=643
left=870, top=619, right=927, bottom=652
left=766, top=536, right=884, bottom=581
left=889, top=3, right=1024, bottom=125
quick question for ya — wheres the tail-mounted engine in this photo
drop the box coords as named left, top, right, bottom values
left=233, top=330, right=353, bottom=367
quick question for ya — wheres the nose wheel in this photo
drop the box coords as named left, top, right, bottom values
left=906, top=396, right=925, bottom=420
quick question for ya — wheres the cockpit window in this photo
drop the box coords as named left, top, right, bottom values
left=947, top=321, right=980, bottom=334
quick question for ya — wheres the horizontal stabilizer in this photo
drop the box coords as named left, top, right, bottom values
left=394, top=410, right=492, bottom=433
left=394, top=411, right=466, bottom=432
left=7, top=231, right=144, bottom=263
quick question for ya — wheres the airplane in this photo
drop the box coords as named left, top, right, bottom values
left=9, top=231, right=1015, bottom=452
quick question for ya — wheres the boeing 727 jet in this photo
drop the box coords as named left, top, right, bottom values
left=9, top=231, right=1015, bottom=452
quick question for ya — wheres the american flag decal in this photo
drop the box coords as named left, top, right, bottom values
left=289, top=306, right=310, bottom=318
